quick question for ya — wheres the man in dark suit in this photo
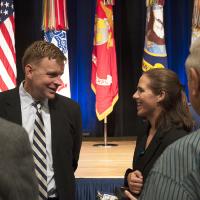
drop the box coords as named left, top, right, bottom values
left=0, top=41, right=82, bottom=200
left=0, top=117, right=38, bottom=200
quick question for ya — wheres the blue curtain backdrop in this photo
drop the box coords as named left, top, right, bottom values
left=68, top=0, right=97, bottom=135
left=165, top=0, right=194, bottom=96
left=14, top=0, right=194, bottom=136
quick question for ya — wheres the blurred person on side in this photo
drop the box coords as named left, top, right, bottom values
left=0, top=117, right=38, bottom=200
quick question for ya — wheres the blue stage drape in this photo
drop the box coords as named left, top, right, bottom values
left=68, top=0, right=97, bottom=135
left=15, top=0, right=194, bottom=136
left=67, top=0, right=194, bottom=135
left=165, top=0, right=194, bottom=96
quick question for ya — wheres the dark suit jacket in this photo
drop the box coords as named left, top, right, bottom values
left=124, top=123, right=189, bottom=187
left=0, top=87, right=82, bottom=200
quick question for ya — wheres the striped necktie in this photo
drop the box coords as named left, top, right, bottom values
left=32, top=102, right=48, bottom=200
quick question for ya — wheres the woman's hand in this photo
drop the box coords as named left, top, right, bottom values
left=124, top=190, right=138, bottom=200
left=127, top=170, right=143, bottom=194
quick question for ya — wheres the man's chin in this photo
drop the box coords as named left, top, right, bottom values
left=47, top=92, right=56, bottom=99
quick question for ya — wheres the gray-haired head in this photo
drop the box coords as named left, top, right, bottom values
left=185, top=37, right=200, bottom=116
left=185, top=37, right=200, bottom=73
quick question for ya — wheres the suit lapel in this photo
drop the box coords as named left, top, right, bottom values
left=49, top=98, right=57, bottom=146
left=134, top=128, right=167, bottom=172
left=5, top=88, right=22, bottom=125
left=49, top=95, right=73, bottom=160
left=48, top=96, right=65, bottom=154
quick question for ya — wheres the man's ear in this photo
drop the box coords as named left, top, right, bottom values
left=24, top=64, right=33, bottom=78
left=188, top=67, right=200, bottom=97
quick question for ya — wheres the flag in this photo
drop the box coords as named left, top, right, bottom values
left=191, top=0, right=200, bottom=43
left=91, top=0, right=118, bottom=121
left=42, top=0, right=70, bottom=97
left=0, top=0, right=16, bottom=91
left=142, top=0, right=167, bottom=71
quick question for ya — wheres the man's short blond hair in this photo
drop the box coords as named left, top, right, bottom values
left=22, top=40, right=66, bottom=70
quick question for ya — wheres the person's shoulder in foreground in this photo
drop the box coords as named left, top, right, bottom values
left=0, top=117, right=38, bottom=200
left=138, top=131, right=200, bottom=200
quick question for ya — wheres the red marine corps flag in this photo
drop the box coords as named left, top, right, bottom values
left=91, top=0, right=118, bottom=121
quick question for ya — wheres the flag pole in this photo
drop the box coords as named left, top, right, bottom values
left=104, top=117, right=107, bottom=146
left=103, top=116, right=118, bottom=147
left=92, top=0, right=118, bottom=147
left=93, top=115, right=118, bottom=147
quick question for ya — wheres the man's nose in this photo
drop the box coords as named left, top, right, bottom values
left=54, top=76, right=63, bottom=86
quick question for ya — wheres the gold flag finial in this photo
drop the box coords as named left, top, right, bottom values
left=103, top=0, right=115, bottom=6
left=146, top=0, right=165, bottom=7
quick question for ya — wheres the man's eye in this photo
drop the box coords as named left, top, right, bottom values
left=48, top=74, right=56, bottom=78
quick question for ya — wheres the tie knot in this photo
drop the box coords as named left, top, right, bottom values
left=32, top=101, right=42, bottom=111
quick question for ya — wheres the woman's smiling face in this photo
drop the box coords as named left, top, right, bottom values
left=133, top=74, right=162, bottom=119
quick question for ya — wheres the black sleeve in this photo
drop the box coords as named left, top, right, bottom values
left=72, top=104, right=82, bottom=171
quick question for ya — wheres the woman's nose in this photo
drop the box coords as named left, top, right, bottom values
left=133, top=91, right=138, bottom=99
